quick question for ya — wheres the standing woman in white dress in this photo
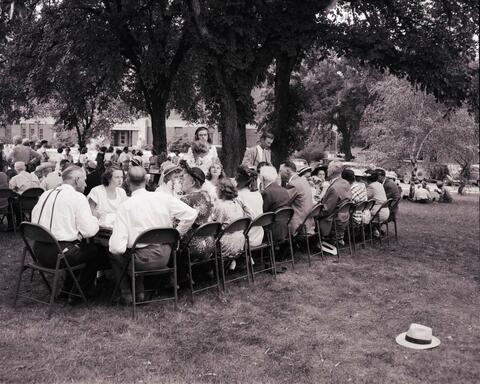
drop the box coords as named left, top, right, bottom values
left=185, top=127, right=218, bottom=174
left=88, top=165, right=128, bottom=227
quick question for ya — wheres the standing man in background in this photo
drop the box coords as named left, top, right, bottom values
left=242, top=132, right=274, bottom=169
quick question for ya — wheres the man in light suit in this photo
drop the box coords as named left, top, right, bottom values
left=242, top=132, right=274, bottom=169
left=279, top=160, right=314, bottom=234
left=318, top=161, right=352, bottom=242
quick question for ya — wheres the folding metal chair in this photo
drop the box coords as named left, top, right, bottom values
left=111, top=227, right=180, bottom=318
left=364, top=199, right=377, bottom=246
left=369, top=199, right=393, bottom=246
left=349, top=200, right=369, bottom=252
left=386, top=198, right=400, bottom=242
left=18, top=187, right=44, bottom=222
left=0, top=188, right=17, bottom=233
left=217, top=217, right=251, bottom=292
left=293, top=203, right=324, bottom=267
left=272, top=207, right=295, bottom=270
left=13, top=222, right=88, bottom=317
left=182, top=222, right=222, bottom=304
left=246, top=212, right=276, bottom=281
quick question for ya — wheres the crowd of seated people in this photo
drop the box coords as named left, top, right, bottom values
left=1, top=129, right=460, bottom=308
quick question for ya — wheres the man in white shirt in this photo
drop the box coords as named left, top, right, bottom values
left=241, top=132, right=274, bottom=169
left=31, top=165, right=107, bottom=303
left=109, top=166, right=197, bottom=303
left=9, top=162, right=41, bottom=193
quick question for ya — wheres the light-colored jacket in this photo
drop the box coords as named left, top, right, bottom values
left=241, top=146, right=271, bottom=168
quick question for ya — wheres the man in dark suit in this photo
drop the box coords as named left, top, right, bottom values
left=318, top=161, right=352, bottom=242
left=377, top=169, right=401, bottom=218
left=279, top=160, right=314, bottom=234
left=260, top=165, right=290, bottom=241
left=84, top=160, right=102, bottom=196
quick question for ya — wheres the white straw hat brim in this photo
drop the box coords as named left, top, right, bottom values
left=395, top=332, right=441, bottom=350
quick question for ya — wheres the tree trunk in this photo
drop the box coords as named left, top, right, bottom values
left=219, top=89, right=244, bottom=176
left=339, top=123, right=353, bottom=161
left=75, top=124, right=85, bottom=148
left=271, top=52, right=296, bottom=167
left=150, top=97, right=168, bottom=156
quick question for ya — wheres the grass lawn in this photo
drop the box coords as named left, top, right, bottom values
left=0, top=195, right=479, bottom=384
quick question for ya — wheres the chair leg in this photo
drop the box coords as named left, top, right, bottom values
left=248, top=241, right=255, bottom=284
left=304, top=227, right=311, bottom=267
left=350, top=222, right=356, bottom=254
left=333, top=220, right=340, bottom=261
left=244, top=244, right=251, bottom=285
left=131, top=256, right=136, bottom=319
left=173, top=252, right=178, bottom=311
left=394, top=220, right=398, bottom=242
left=219, top=250, right=226, bottom=293
left=361, top=223, right=366, bottom=249
left=288, top=229, right=295, bottom=269
left=347, top=224, right=353, bottom=257
left=187, top=249, right=195, bottom=304
left=213, top=248, right=221, bottom=297
left=386, top=222, right=390, bottom=246
left=269, top=233, right=277, bottom=278
left=48, top=266, right=61, bottom=318
left=13, top=248, right=27, bottom=308
left=110, top=256, right=130, bottom=303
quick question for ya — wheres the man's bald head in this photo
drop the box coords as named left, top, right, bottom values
left=14, top=162, right=26, bottom=172
left=128, top=166, right=147, bottom=190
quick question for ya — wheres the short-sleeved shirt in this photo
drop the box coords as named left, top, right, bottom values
left=88, top=185, right=128, bottom=227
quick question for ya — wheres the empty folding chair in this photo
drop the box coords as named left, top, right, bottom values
left=246, top=212, right=276, bottom=282
left=217, top=217, right=251, bottom=292
left=111, top=227, right=180, bottom=318
left=272, top=207, right=295, bottom=270
left=13, top=222, right=88, bottom=317
left=293, top=203, right=324, bottom=267
left=182, top=222, right=222, bottom=304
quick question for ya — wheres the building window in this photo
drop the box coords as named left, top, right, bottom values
left=21, top=124, right=27, bottom=138
left=6, top=126, right=12, bottom=139
left=39, top=127, right=44, bottom=140
left=29, top=124, right=36, bottom=138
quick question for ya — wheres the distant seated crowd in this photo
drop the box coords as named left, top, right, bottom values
left=1, top=128, right=440, bottom=306
left=408, top=180, right=453, bottom=204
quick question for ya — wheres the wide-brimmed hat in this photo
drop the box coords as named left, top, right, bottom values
left=162, top=163, right=180, bottom=178
left=298, top=166, right=312, bottom=177
left=353, top=168, right=367, bottom=177
left=395, top=323, right=441, bottom=350
left=35, top=162, right=56, bottom=172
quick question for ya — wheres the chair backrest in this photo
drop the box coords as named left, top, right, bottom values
left=370, top=198, right=392, bottom=221
left=184, top=222, right=222, bottom=248
left=20, top=222, right=63, bottom=264
left=307, top=203, right=323, bottom=219
left=21, top=188, right=44, bottom=198
left=353, top=200, right=368, bottom=213
left=222, top=217, right=251, bottom=235
left=249, top=212, right=275, bottom=230
left=389, top=197, right=400, bottom=210
left=132, top=227, right=180, bottom=251
left=0, top=188, right=17, bottom=199
left=273, top=207, right=294, bottom=225
left=365, top=199, right=376, bottom=212
left=334, top=200, right=353, bottom=217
